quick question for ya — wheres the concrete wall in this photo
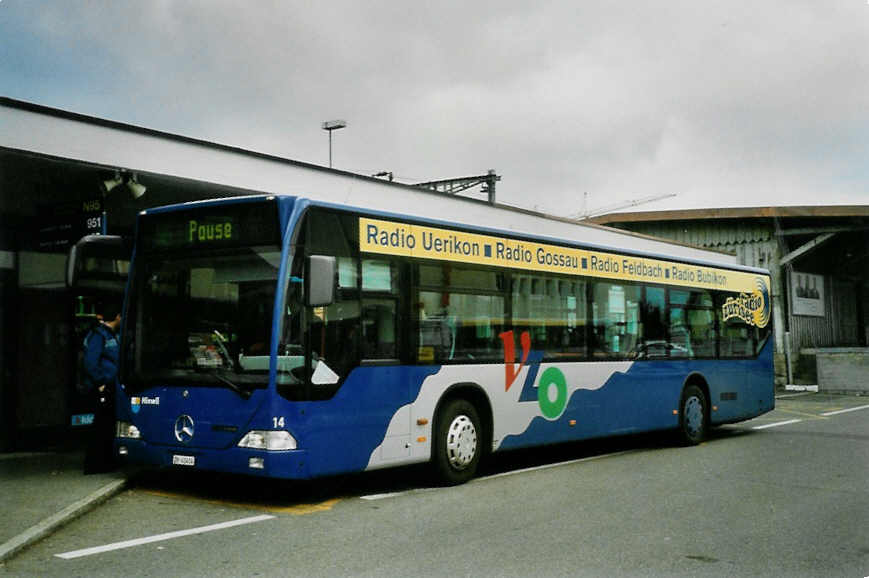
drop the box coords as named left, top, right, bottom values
left=815, top=348, right=869, bottom=394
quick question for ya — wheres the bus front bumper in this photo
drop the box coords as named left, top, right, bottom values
left=115, top=438, right=312, bottom=479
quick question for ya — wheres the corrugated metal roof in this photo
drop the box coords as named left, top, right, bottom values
left=590, top=205, right=869, bottom=224
left=615, top=221, right=772, bottom=247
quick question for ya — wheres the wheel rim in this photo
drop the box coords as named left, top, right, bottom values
left=446, top=414, right=477, bottom=470
left=684, top=395, right=704, bottom=437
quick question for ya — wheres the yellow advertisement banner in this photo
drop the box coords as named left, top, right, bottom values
left=359, top=217, right=769, bottom=296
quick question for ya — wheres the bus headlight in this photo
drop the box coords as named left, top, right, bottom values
left=237, top=430, right=297, bottom=451
left=116, top=421, right=141, bottom=439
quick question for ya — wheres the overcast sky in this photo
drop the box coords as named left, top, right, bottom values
left=2, top=1, right=868, bottom=215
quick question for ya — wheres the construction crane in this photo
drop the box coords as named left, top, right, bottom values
left=573, top=192, right=677, bottom=220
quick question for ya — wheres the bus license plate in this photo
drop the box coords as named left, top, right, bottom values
left=172, top=454, right=195, bottom=466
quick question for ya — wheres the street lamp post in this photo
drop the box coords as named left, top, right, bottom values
left=321, top=120, right=347, bottom=168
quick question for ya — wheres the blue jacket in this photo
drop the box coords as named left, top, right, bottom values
left=82, top=323, right=120, bottom=391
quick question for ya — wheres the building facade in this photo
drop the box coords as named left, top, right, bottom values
left=591, top=207, right=869, bottom=385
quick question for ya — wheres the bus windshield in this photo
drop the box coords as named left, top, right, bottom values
left=122, top=245, right=283, bottom=393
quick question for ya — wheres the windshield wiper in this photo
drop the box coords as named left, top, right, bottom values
left=211, top=371, right=252, bottom=400
left=212, top=330, right=236, bottom=372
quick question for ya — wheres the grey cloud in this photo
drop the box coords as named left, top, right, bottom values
left=2, top=0, right=867, bottom=212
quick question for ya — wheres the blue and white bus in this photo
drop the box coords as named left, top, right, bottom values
left=106, top=194, right=773, bottom=484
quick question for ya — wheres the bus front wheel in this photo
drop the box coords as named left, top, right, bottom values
left=433, top=399, right=482, bottom=485
left=678, top=385, right=708, bottom=446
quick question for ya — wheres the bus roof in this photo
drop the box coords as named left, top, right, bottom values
left=142, top=194, right=765, bottom=275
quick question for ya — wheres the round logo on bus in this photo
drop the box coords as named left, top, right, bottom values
left=174, top=414, right=195, bottom=443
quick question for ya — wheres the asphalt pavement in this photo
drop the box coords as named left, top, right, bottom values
left=0, top=389, right=865, bottom=566
left=0, top=451, right=127, bottom=563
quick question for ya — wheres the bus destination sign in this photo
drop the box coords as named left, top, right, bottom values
left=187, top=218, right=233, bottom=244
left=140, top=201, right=280, bottom=252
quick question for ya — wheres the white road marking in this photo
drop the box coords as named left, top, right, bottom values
left=478, top=450, right=636, bottom=481
left=359, top=451, right=636, bottom=501
left=55, top=514, right=275, bottom=560
left=820, top=404, right=869, bottom=417
left=360, top=487, right=440, bottom=501
left=752, top=419, right=802, bottom=430
left=361, top=491, right=414, bottom=501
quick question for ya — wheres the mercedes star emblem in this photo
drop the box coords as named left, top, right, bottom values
left=174, top=414, right=195, bottom=443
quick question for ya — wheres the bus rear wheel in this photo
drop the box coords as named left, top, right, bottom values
left=678, top=385, right=708, bottom=446
left=434, top=399, right=482, bottom=485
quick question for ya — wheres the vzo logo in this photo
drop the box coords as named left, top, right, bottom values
left=499, top=330, right=568, bottom=420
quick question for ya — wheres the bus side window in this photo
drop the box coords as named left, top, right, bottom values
left=670, top=289, right=715, bottom=359
left=591, top=281, right=641, bottom=359
left=719, top=313, right=754, bottom=358
left=668, top=309, right=692, bottom=358
left=417, top=291, right=455, bottom=362
left=361, top=259, right=398, bottom=360
left=638, top=286, right=667, bottom=358
left=511, top=274, right=586, bottom=361
left=688, top=308, right=716, bottom=357
left=415, top=263, right=505, bottom=363
left=311, top=302, right=361, bottom=375
left=362, top=300, right=396, bottom=358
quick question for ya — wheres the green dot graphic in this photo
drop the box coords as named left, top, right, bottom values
left=538, top=367, right=568, bottom=419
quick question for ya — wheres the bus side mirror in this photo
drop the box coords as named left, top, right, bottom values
left=306, top=255, right=336, bottom=307
left=66, top=234, right=130, bottom=291
left=66, top=243, right=80, bottom=289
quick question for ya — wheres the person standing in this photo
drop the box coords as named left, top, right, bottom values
left=82, top=301, right=121, bottom=474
